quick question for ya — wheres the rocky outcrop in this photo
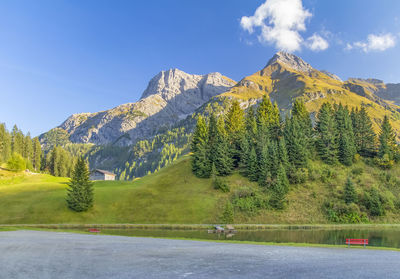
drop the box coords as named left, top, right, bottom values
left=49, top=69, right=235, bottom=146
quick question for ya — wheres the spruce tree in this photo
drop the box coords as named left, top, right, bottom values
left=212, top=117, right=233, bottom=176
left=247, top=146, right=259, bottom=182
left=316, top=103, right=338, bottom=164
left=270, top=163, right=289, bottom=210
left=344, top=177, right=357, bottom=204
left=66, top=157, right=94, bottom=212
left=378, top=115, right=396, bottom=160
left=335, top=104, right=356, bottom=166
left=245, top=106, right=258, bottom=146
left=292, top=99, right=313, bottom=151
left=284, top=117, right=309, bottom=168
left=0, top=123, right=11, bottom=163
left=353, top=107, right=376, bottom=157
left=225, top=100, right=245, bottom=167
left=191, top=115, right=210, bottom=178
left=32, top=137, right=42, bottom=171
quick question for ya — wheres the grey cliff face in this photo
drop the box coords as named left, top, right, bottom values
left=266, top=51, right=314, bottom=74
left=57, top=69, right=235, bottom=145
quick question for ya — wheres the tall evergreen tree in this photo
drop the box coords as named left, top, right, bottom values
left=32, top=137, right=42, bottom=171
left=212, top=117, right=233, bottom=176
left=23, top=133, right=34, bottom=169
left=335, top=104, right=356, bottom=166
left=316, top=103, right=338, bottom=164
left=343, top=177, right=357, bottom=204
left=246, top=146, right=259, bottom=182
left=191, top=115, right=210, bottom=178
left=284, top=116, right=309, bottom=168
left=378, top=115, right=396, bottom=160
left=352, top=107, right=376, bottom=157
left=11, top=125, right=24, bottom=155
left=66, top=157, right=94, bottom=212
left=0, top=123, right=11, bottom=163
left=225, top=100, right=245, bottom=167
left=269, top=163, right=289, bottom=210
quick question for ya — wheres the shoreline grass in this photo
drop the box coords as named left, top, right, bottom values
left=2, top=226, right=400, bottom=252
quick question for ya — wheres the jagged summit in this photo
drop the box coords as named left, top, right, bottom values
left=266, top=51, right=313, bottom=73
left=140, top=69, right=231, bottom=100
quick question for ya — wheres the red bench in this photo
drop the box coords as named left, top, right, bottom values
left=88, top=228, right=101, bottom=233
left=346, top=239, right=368, bottom=248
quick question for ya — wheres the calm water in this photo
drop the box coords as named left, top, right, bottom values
left=95, top=227, right=400, bottom=249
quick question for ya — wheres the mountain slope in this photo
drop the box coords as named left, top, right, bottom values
left=2, top=155, right=400, bottom=224
left=221, top=51, right=400, bottom=135
left=42, top=69, right=235, bottom=146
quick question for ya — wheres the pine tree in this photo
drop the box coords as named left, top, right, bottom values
left=270, top=163, right=289, bottom=210
left=257, top=143, right=270, bottom=186
left=245, top=106, right=258, bottom=146
left=212, top=117, right=233, bottom=176
left=23, top=133, right=34, bottom=169
left=284, top=116, right=309, bottom=168
left=225, top=100, right=245, bottom=167
left=278, top=137, right=289, bottom=171
left=343, top=177, right=357, bottom=204
left=316, top=103, right=338, bottom=164
left=0, top=123, right=11, bottom=163
left=378, top=115, right=396, bottom=160
left=66, top=157, right=94, bottom=212
left=352, top=107, right=376, bottom=157
left=335, top=104, right=356, bottom=166
left=11, top=125, right=24, bottom=156
left=247, top=146, right=259, bottom=182
left=32, top=137, right=42, bottom=171
left=191, top=115, right=210, bottom=178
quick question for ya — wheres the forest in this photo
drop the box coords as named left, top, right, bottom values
left=191, top=97, right=399, bottom=222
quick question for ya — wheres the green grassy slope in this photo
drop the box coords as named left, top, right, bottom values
left=1, top=155, right=400, bottom=224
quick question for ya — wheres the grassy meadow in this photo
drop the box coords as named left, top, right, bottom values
left=1, top=155, right=400, bottom=225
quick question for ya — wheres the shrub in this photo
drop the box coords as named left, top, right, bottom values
left=213, top=176, right=230, bottom=193
left=362, top=187, right=385, bottom=217
left=231, top=187, right=269, bottom=214
left=288, top=167, right=308, bottom=184
left=351, top=167, right=363, bottom=176
left=375, top=154, right=394, bottom=169
left=221, top=201, right=234, bottom=223
left=7, top=153, right=26, bottom=172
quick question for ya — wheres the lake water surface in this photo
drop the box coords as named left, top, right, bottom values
left=96, top=227, right=400, bottom=249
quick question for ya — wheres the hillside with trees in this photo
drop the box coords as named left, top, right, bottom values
left=191, top=97, right=400, bottom=223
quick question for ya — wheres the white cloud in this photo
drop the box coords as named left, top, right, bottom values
left=347, top=33, right=396, bottom=52
left=240, top=0, right=314, bottom=52
left=305, top=34, right=329, bottom=51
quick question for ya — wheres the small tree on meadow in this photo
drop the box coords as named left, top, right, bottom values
left=343, top=177, right=357, bottom=204
left=66, top=157, right=94, bottom=212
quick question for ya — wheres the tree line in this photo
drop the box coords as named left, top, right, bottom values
left=0, top=124, right=42, bottom=171
left=191, top=97, right=397, bottom=209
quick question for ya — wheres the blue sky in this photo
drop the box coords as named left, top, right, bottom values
left=1, top=0, right=400, bottom=136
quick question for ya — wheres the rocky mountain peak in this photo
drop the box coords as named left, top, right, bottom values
left=266, top=51, right=314, bottom=73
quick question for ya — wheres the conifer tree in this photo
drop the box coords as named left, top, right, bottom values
left=32, top=137, right=42, bottom=171
left=11, top=125, right=24, bottom=155
left=225, top=100, right=245, bottom=167
left=344, top=177, right=357, bottom=204
left=247, top=146, right=259, bottom=182
left=212, top=117, right=233, bottom=176
left=257, top=143, right=270, bottom=186
left=378, top=115, right=396, bottom=160
left=335, top=104, right=356, bottom=166
left=352, top=107, right=376, bottom=157
left=0, top=123, right=11, bottom=163
left=66, top=157, right=94, bottom=212
left=191, top=115, right=210, bottom=178
left=23, top=133, right=34, bottom=169
left=292, top=99, right=313, bottom=149
left=267, top=140, right=280, bottom=179
left=270, top=163, right=289, bottom=209
left=316, top=103, right=338, bottom=164
left=284, top=116, right=309, bottom=168
left=245, top=106, right=258, bottom=146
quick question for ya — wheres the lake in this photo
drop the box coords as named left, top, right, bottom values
left=95, top=227, right=400, bottom=249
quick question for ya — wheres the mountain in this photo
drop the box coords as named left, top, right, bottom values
left=40, top=51, right=400, bottom=178
left=43, top=69, right=235, bottom=146
left=221, top=51, right=400, bottom=133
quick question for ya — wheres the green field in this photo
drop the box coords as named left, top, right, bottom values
left=1, top=155, right=400, bottom=224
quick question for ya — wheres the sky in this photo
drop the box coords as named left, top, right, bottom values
left=1, top=0, right=400, bottom=136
